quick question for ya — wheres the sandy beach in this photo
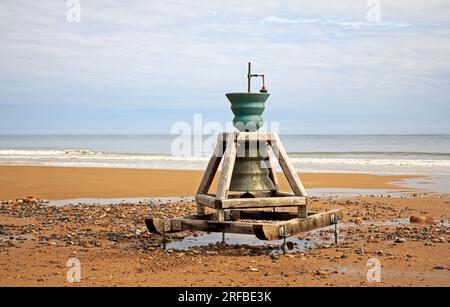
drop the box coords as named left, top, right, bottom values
left=0, top=165, right=420, bottom=200
left=0, top=165, right=449, bottom=287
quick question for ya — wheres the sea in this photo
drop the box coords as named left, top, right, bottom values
left=1, top=134, right=450, bottom=175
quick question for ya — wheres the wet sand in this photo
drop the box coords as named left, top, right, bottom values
left=0, top=165, right=421, bottom=200
left=0, top=194, right=448, bottom=286
left=0, top=165, right=448, bottom=287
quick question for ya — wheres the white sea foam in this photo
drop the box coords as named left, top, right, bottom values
left=1, top=149, right=450, bottom=174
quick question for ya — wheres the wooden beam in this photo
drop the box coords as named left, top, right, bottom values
left=266, top=145, right=280, bottom=191
left=196, top=137, right=225, bottom=214
left=221, top=196, right=306, bottom=209
left=195, top=194, right=219, bottom=209
left=270, top=134, right=307, bottom=197
left=229, top=210, right=298, bottom=221
left=227, top=132, right=275, bottom=142
left=196, top=139, right=225, bottom=195
left=146, top=209, right=343, bottom=240
left=282, top=209, right=343, bottom=238
left=298, top=205, right=307, bottom=218
left=215, top=133, right=237, bottom=200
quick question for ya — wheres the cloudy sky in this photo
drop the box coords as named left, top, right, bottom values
left=0, top=0, right=449, bottom=134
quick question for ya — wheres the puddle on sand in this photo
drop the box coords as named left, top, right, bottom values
left=166, top=217, right=449, bottom=254
left=165, top=219, right=402, bottom=254
left=166, top=232, right=317, bottom=254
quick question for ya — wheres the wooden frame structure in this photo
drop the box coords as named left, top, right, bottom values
left=146, top=132, right=343, bottom=241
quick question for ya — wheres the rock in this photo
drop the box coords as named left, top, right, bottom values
left=354, top=217, right=363, bottom=225
left=355, top=248, right=365, bottom=255
left=394, top=238, right=406, bottom=243
left=367, top=237, right=380, bottom=243
left=249, top=267, right=259, bottom=272
left=433, top=265, right=445, bottom=270
left=409, top=215, right=433, bottom=224
left=314, top=270, right=328, bottom=276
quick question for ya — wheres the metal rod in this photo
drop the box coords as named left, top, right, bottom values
left=333, top=212, right=339, bottom=245
left=247, top=62, right=251, bottom=93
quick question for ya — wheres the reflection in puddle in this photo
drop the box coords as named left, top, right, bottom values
left=166, top=218, right=415, bottom=254
left=167, top=232, right=315, bottom=254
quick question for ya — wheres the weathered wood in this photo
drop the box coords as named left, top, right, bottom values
left=270, top=135, right=307, bottom=197
left=215, top=133, right=237, bottom=200
left=146, top=209, right=343, bottom=240
left=229, top=210, right=298, bottom=221
left=266, top=145, right=280, bottom=191
left=222, top=131, right=275, bottom=142
left=195, top=194, right=219, bottom=209
left=275, top=191, right=296, bottom=197
left=282, top=209, right=343, bottom=239
left=196, top=140, right=225, bottom=195
left=254, top=209, right=343, bottom=240
left=196, top=139, right=225, bottom=214
left=298, top=205, right=307, bottom=218
left=221, top=196, right=306, bottom=209
left=149, top=217, right=259, bottom=235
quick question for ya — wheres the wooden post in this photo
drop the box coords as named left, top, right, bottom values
left=270, top=134, right=307, bottom=197
left=215, top=133, right=237, bottom=201
left=196, top=137, right=225, bottom=214
left=266, top=143, right=279, bottom=193
left=298, top=205, right=307, bottom=218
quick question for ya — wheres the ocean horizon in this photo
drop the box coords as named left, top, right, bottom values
left=0, top=134, right=449, bottom=175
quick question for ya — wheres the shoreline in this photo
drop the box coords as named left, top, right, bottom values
left=0, top=165, right=424, bottom=200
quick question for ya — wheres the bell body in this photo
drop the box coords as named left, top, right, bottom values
left=229, top=141, right=276, bottom=192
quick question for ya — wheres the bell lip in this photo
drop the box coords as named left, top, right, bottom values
left=225, top=92, right=270, bottom=96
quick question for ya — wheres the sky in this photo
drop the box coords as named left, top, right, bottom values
left=0, top=0, right=449, bottom=135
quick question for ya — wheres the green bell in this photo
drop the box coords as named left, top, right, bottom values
left=229, top=141, right=276, bottom=192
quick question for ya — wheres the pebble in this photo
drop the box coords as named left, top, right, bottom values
left=394, top=238, right=406, bottom=244
left=409, top=215, right=433, bottom=224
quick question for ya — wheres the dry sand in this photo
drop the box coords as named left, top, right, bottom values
left=0, top=165, right=420, bottom=200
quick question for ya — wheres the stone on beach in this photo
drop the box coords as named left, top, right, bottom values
left=409, top=215, right=433, bottom=224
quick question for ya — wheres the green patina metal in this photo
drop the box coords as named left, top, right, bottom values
left=225, top=92, right=270, bottom=132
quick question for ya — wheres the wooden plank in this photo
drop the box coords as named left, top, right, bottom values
left=282, top=209, right=343, bottom=238
left=270, top=135, right=307, bottom=197
left=196, top=140, right=224, bottom=195
left=148, top=217, right=259, bottom=235
left=215, top=133, right=237, bottom=200
left=266, top=145, right=280, bottom=191
left=196, top=137, right=225, bottom=214
left=275, top=191, right=296, bottom=197
left=146, top=209, right=343, bottom=241
left=226, top=191, right=274, bottom=198
left=232, top=132, right=275, bottom=142
left=255, top=209, right=343, bottom=240
left=298, top=205, right=307, bottom=218
left=221, top=196, right=306, bottom=209
left=195, top=194, right=218, bottom=209
left=229, top=210, right=298, bottom=221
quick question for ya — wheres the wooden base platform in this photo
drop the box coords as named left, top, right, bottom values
left=145, top=208, right=343, bottom=241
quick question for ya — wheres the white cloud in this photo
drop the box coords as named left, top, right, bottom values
left=0, top=0, right=449, bottom=133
